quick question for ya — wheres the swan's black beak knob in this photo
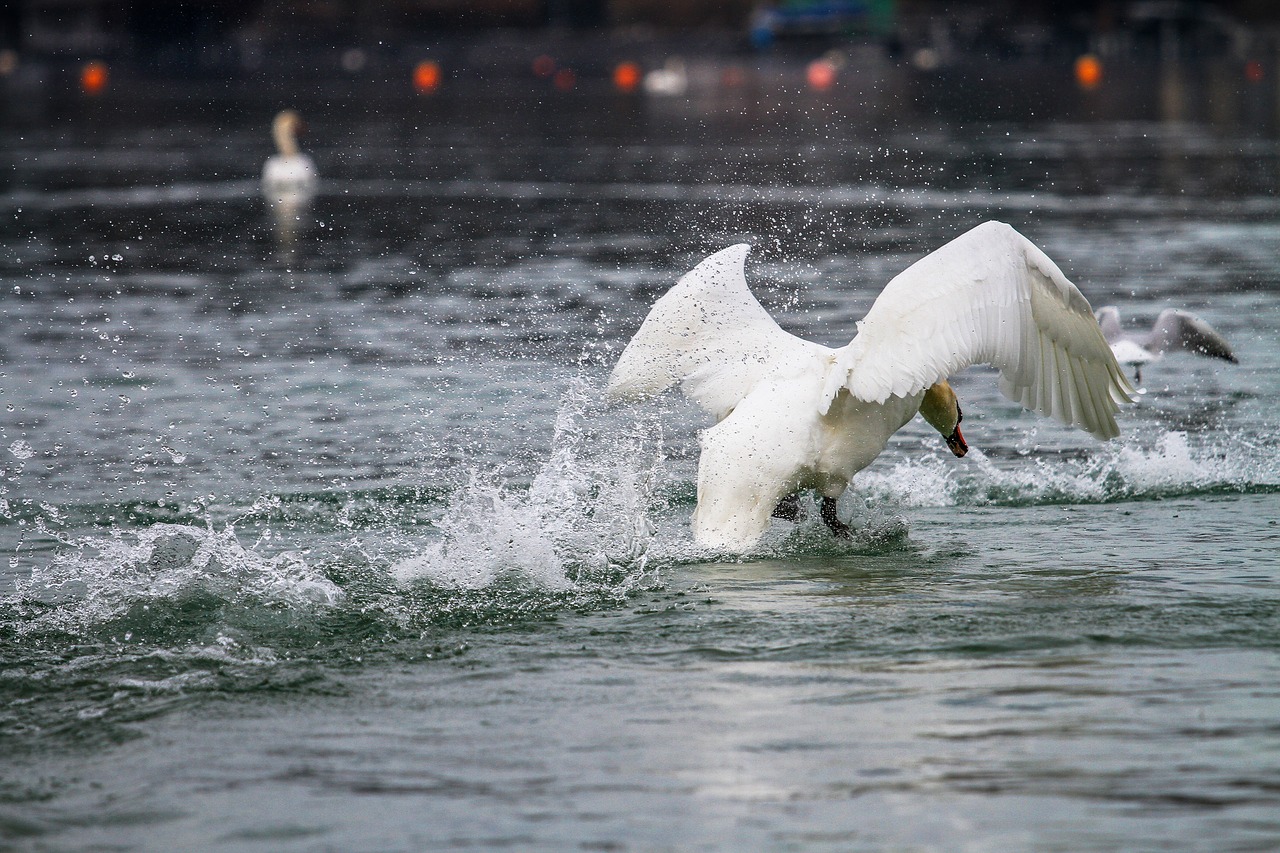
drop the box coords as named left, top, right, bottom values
left=946, top=426, right=968, bottom=458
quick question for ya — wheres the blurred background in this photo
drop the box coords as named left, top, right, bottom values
left=3, top=4, right=1280, bottom=851
left=3, top=1, right=1280, bottom=89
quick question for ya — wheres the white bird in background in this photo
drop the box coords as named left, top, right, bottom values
left=1095, top=305, right=1237, bottom=383
left=262, top=109, right=318, bottom=202
left=607, top=221, right=1136, bottom=552
left=643, top=58, right=687, bottom=96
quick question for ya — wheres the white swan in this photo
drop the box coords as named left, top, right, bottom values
left=1095, top=306, right=1237, bottom=382
left=644, top=58, right=688, bottom=97
left=607, top=221, right=1136, bottom=551
left=262, top=109, right=317, bottom=202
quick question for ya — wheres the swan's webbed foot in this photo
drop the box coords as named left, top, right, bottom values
left=820, top=496, right=852, bottom=539
left=771, top=493, right=801, bottom=522
left=774, top=494, right=851, bottom=539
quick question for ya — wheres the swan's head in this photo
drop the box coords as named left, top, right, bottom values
left=920, top=381, right=967, bottom=458
left=272, top=110, right=306, bottom=156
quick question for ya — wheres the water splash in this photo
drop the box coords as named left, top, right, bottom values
left=14, top=522, right=342, bottom=637
left=392, top=379, right=664, bottom=591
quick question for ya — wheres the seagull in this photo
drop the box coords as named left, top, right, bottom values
left=1095, top=306, right=1237, bottom=382
left=606, top=221, right=1135, bottom=552
left=262, top=109, right=318, bottom=202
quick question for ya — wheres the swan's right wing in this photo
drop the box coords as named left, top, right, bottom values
left=825, top=221, right=1136, bottom=439
left=1146, top=309, right=1238, bottom=363
left=606, top=245, right=821, bottom=421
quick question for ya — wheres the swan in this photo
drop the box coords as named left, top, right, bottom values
left=262, top=109, right=317, bottom=202
left=607, top=221, right=1136, bottom=551
left=1095, top=305, right=1237, bottom=382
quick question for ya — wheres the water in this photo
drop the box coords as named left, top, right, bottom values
left=2, top=61, right=1280, bottom=851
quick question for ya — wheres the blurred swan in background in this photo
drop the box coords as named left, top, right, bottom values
left=262, top=109, right=317, bottom=202
left=607, top=222, right=1135, bottom=552
left=1095, top=306, right=1237, bottom=382
left=262, top=109, right=317, bottom=246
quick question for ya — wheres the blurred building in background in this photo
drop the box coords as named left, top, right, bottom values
left=2, top=0, right=1280, bottom=73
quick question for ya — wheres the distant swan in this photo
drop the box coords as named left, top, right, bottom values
left=1095, top=306, right=1237, bottom=382
left=644, top=58, right=687, bottom=96
left=607, top=222, right=1135, bottom=551
left=262, top=109, right=317, bottom=200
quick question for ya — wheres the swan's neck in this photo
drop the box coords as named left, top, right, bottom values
left=919, top=381, right=960, bottom=436
left=273, top=120, right=299, bottom=157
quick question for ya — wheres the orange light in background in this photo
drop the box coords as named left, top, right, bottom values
left=613, top=61, right=641, bottom=93
left=1245, top=59, right=1264, bottom=84
left=81, top=60, right=108, bottom=95
left=721, top=65, right=746, bottom=88
left=553, top=68, right=575, bottom=91
left=413, top=60, right=441, bottom=93
left=1074, top=54, right=1102, bottom=90
left=806, top=59, right=837, bottom=91
left=532, top=55, right=556, bottom=78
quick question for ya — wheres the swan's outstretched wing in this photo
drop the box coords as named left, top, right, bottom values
left=607, top=244, right=823, bottom=420
left=824, top=221, right=1135, bottom=439
left=1145, top=309, right=1238, bottom=363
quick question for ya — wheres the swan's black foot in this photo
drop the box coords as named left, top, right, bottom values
left=771, top=493, right=801, bottom=522
left=821, top=496, right=852, bottom=539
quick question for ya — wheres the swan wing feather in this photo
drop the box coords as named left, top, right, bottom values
left=824, top=221, right=1135, bottom=439
left=607, top=244, right=821, bottom=420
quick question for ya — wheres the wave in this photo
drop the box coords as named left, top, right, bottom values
left=858, top=430, right=1280, bottom=508
left=0, top=180, right=255, bottom=213
left=13, top=523, right=342, bottom=638
left=7, top=176, right=1279, bottom=219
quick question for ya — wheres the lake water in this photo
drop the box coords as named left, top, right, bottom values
left=2, top=58, right=1279, bottom=851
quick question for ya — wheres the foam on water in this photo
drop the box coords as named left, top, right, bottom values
left=392, top=379, right=665, bottom=591
left=859, top=430, right=1280, bottom=508
left=389, top=412, right=1279, bottom=577
left=14, top=522, right=342, bottom=637
left=0, top=523, right=347, bottom=746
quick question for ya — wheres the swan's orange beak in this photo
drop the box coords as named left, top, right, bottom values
left=946, top=425, right=968, bottom=457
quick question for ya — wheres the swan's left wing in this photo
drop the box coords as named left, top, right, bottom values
left=823, top=221, right=1136, bottom=439
left=1146, top=309, right=1238, bottom=363
left=607, top=244, right=822, bottom=421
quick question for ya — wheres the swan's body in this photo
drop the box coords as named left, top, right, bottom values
left=1095, top=306, right=1236, bottom=380
left=262, top=110, right=317, bottom=202
left=607, top=221, right=1135, bottom=551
